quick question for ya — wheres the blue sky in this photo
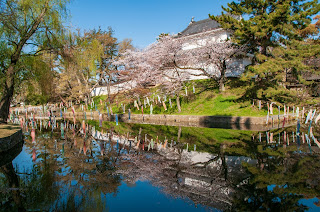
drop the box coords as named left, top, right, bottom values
left=69, top=0, right=229, bottom=49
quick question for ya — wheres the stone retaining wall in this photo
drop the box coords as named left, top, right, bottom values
left=64, top=112, right=296, bottom=131
left=0, top=128, right=23, bottom=153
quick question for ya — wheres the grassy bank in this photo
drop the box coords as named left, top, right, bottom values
left=87, top=79, right=269, bottom=117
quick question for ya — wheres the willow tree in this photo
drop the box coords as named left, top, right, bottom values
left=211, top=0, right=320, bottom=102
left=0, top=0, right=69, bottom=123
left=16, top=53, right=57, bottom=105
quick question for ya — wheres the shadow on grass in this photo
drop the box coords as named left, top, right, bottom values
left=228, top=80, right=259, bottom=103
left=1, top=125, right=20, bottom=130
left=196, top=79, right=219, bottom=93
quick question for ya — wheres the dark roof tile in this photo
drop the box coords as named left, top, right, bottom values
left=178, top=18, right=221, bottom=37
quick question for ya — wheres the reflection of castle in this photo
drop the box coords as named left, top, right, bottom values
left=92, top=129, right=257, bottom=210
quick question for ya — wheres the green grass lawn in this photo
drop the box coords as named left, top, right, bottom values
left=176, top=93, right=267, bottom=117
left=84, top=79, right=270, bottom=117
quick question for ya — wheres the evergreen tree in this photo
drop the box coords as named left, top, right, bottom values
left=211, top=0, right=320, bottom=102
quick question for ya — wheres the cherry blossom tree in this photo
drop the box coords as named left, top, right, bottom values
left=116, top=37, right=186, bottom=112
left=160, top=35, right=248, bottom=92
left=116, top=34, right=248, bottom=112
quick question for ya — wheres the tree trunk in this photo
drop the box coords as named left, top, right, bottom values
left=219, top=77, right=225, bottom=92
left=58, top=94, right=68, bottom=107
left=219, top=60, right=227, bottom=92
left=176, top=95, right=181, bottom=113
left=0, top=65, right=15, bottom=123
left=107, top=78, right=111, bottom=104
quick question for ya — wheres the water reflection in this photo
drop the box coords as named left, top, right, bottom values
left=1, top=120, right=320, bottom=211
left=230, top=146, right=320, bottom=211
left=0, top=141, right=25, bottom=211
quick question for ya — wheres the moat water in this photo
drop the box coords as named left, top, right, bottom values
left=1, top=120, right=320, bottom=211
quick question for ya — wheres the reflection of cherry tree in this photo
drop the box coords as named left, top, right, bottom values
left=114, top=143, right=244, bottom=210
left=112, top=131, right=320, bottom=211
